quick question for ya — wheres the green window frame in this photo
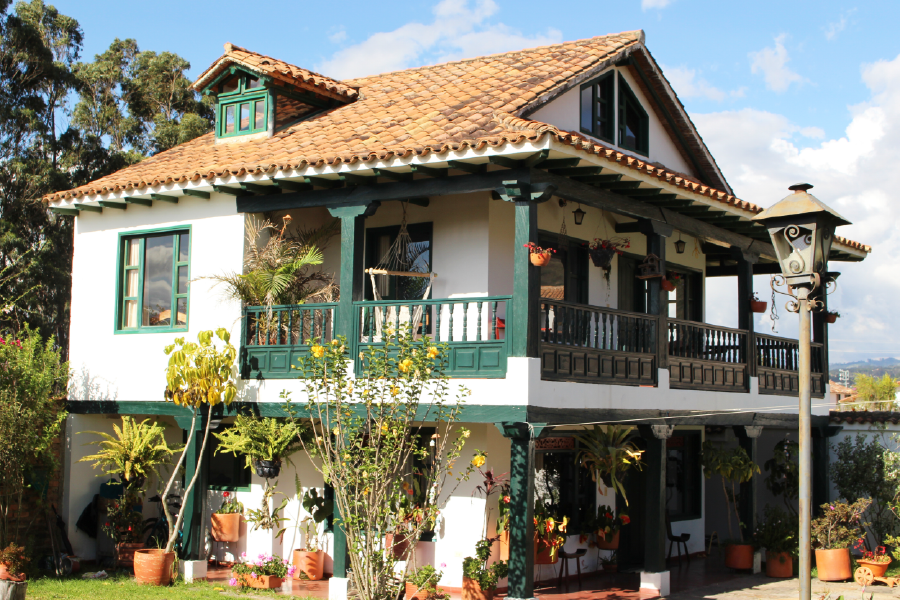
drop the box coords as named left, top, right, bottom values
left=617, top=74, right=649, bottom=155
left=216, top=73, right=269, bottom=138
left=579, top=72, right=615, bottom=142
left=115, top=226, right=191, bottom=334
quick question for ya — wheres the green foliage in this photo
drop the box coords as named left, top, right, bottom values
left=213, top=415, right=305, bottom=469
left=298, top=487, right=333, bottom=551
left=0, top=326, right=68, bottom=548
left=288, top=328, right=477, bottom=600
left=846, top=374, right=899, bottom=411
left=0, top=543, right=28, bottom=576
left=831, top=433, right=896, bottom=546
left=575, top=424, right=644, bottom=506
left=753, top=505, right=798, bottom=555
left=764, top=437, right=799, bottom=516
left=244, top=481, right=289, bottom=540
left=407, top=564, right=448, bottom=599
left=812, top=499, right=871, bottom=550
left=79, top=416, right=181, bottom=493
left=215, top=492, right=243, bottom=515
left=462, top=539, right=508, bottom=591
left=230, top=552, right=293, bottom=583
left=102, top=493, right=143, bottom=543
left=701, top=441, right=760, bottom=543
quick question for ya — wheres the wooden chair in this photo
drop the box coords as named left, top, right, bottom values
left=666, top=512, right=690, bottom=563
left=556, top=548, right=587, bottom=590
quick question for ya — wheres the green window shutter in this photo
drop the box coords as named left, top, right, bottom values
left=215, top=73, right=270, bottom=139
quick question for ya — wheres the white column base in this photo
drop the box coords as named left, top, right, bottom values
left=178, top=559, right=207, bottom=583
left=640, top=570, right=670, bottom=597
left=753, top=550, right=762, bottom=574
left=328, top=576, right=349, bottom=600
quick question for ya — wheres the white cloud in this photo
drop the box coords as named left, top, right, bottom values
left=641, top=0, right=673, bottom=10
left=698, top=53, right=900, bottom=361
left=662, top=64, right=745, bottom=102
left=315, top=0, right=562, bottom=80
left=749, top=34, right=806, bottom=93
left=328, top=27, right=347, bottom=44
left=824, top=9, right=856, bottom=41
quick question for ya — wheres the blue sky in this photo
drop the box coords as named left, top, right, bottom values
left=49, top=0, right=900, bottom=363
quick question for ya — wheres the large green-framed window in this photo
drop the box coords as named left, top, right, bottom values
left=617, top=74, right=649, bottom=155
left=216, top=73, right=269, bottom=138
left=579, top=72, right=615, bottom=142
left=116, top=227, right=190, bottom=333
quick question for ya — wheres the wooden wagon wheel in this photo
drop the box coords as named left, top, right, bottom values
left=855, top=566, right=874, bottom=586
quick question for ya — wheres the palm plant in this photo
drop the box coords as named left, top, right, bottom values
left=575, top=425, right=644, bottom=506
left=79, top=416, right=182, bottom=493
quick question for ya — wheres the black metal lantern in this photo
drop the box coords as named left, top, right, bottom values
left=674, top=232, right=686, bottom=254
left=751, top=183, right=850, bottom=288
left=572, top=204, right=586, bottom=225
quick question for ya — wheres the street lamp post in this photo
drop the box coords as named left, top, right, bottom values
left=752, top=183, right=850, bottom=600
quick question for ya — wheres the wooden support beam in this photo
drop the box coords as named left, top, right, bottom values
left=446, top=160, right=487, bottom=174
left=213, top=185, right=251, bottom=197
left=678, top=206, right=715, bottom=215
left=621, top=188, right=662, bottom=197
left=706, top=263, right=784, bottom=277
left=98, top=201, right=126, bottom=210
left=339, top=172, right=376, bottom=186
left=550, top=166, right=603, bottom=177
left=592, top=181, right=642, bottom=190
left=304, top=176, right=342, bottom=189
left=50, top=207, right=79, bottom=216
left=645, top=200, right=693, bottom=209
left=571, top=174, right=622, bottom=184
left=150, top=193, right=179, bottom=203
left=535, top=158, right=581, bottom=169
left=123, top=197, right=153, bottom=207
left=410, top=165, right=447, bottom=178
left=182, top=189, right=210, bottom=199
left=238, top=182, right=274, bottom=195
left=271, top=179, right=311, bottom=192
left=615, top=219, right=673, bottom=237
left=523, top=150, right=551, bottom=167
left=406, top=197, right=430, bottom=207
left=488, top=155, right=522, bottom=169
left=372, top=168, right=414, bottom=181
left=73, top=203, right=102, bottom=213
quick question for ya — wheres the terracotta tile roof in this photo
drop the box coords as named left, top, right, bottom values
left=192, top=43, right=358, bottom=102
left=830, top=411, right=900, bottom=424
left=829, top=380, right=855, bottom=395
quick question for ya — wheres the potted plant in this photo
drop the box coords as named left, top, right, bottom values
left=826, top=310, right=840, bottom=324
left=211, top=492, right=244, bottom=544
left=753, top=505, right=797, bottom=578
left=230, top=551, right=296, bottom=590
left=593, top=505, right=629, bottom=550
left=750, top=292, right=767, bottom=313
left=496, top=488, right=511, bottom=561
left=462, top=539, right=508, bottom=600
left=701, top=441, right=760, bottom=570
left=575, top=425, right=644, bottom=506
left=533, top=502, right=567, bottom=564
left=600, top=551, right=618, bottom=573
left=406, top=564, right=448, bottom=600
left=857, top=545, right=892, bottom=578
left=524, top=242, right=555, bottom=267
left=587, top=237, right=629, bottom=269
left=102, top=493, right=145, bottom=569
left=812, top=498, right=871, bottom=581
left=213, top=414, right=306, bottom=480
left=293, top=488, right=333, bottom=581
left=661, top=271, right=681, bottom=293
left=0, top=543, right=27, bottom=600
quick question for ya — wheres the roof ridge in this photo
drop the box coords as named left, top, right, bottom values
left=344, top=30, right=644, bottom=83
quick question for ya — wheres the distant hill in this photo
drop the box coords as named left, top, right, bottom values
left=829, top=357, right=900, bottom=381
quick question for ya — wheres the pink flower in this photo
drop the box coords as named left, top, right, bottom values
left=440, top=563, right=447, bottom=568
left=251, top=572, right=257, bottom=579
left=229, top=578, right=238, bottom=587
left=241, top=552, right=247, bottom=558
left=287, top=565, right=297, bottom=577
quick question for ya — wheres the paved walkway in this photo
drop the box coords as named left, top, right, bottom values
left=666, top=573, right=894, bottom=600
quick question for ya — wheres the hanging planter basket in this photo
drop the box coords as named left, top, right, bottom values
left=589, top=246, right=617, bottom=269
left=529, top=252, right=552, bottom=267
left=750, top=300, right=768, bottom=313
left=661, top=279, right=676, bottom=292
left=825, top=313, right=839, bottom=324
left=253, top=459, right=282, bottom=479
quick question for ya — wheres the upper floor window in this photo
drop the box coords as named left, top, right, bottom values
left=216, top=72, right=268, bottom=138
left=117, top=228, right=190, bottom=332
left=618, top=74, right=649, bottom=155
left=580, top=72, right=614, bottom=142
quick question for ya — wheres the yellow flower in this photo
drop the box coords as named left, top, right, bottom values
left=462, top=430, right=471, bottom=439
left=472, top=455, right=485, bottom=468
left=390, top=386, right=400, bottom=396
left=331, top=339, right=340, bottom=346
left=427, top=347, right=439, bottom=359
left=311, top=345, right=325, bottom=358
left=399, top=358, right=413, bottom=373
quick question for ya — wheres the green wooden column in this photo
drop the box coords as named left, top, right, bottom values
left=332, top=504, right=349, bottom=578
left=328, top=203, right=374, bottom=343
left=175, top=413, right=210, bottom=560
left=511, top=199, right=539, bottom=358
left=638, top=424, right=671, bottom=573
left=734, top=425, right=762, bottom=541
left=496, top=422, right=538, bottom=599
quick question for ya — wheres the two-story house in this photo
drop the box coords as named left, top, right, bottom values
left=47, top=30, right=870, bottom=597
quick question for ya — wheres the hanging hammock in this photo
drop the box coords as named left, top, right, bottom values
left=364, top=202, right=437, bottom=338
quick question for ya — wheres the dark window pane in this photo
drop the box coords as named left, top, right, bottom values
left=142, top=235, right=174, bottom=326
left=625, top=101, right=640, bottom=149
left=207, top=431, right=251, bottom=489
left=597, top=76, right=613, bottom=140
left=177, top=265, right=188, bottom=294
left=224, top=105, right=235, bottom=134
left=254, top=101, right=265, bottom=130
left=239, top=103, right=250, bottom=131
left=176, top=297, right=187, bottom=326
left=221, top=76, right=239, bottom=94
left=580, top=86, right=592, bottom=132
left=247, top=76, right=261, bottom=89
left=179, top=233, right=189, bottom=262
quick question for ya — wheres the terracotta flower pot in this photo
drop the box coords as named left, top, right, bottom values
left=386, top=532, right=412, bottom=559
left=293, top=549, right=324, bottom=581
left=815, top=548, right=851, bottom=581
left=595, top=530, right=620, bottom=550
left=750, top=300, right=768, bottom=313
left=857, top=558, right=891, bottom=578
left=234, top=572, right=283, bottom=589
left=462, top=576, right=493, bottom=600
left=535, top=537, right=559, bottom=565
left=530, top=252, right=551, bottom=267
left=826, top=313, right=838, bottom=324
left=602, top=563, right=618, bottom=573
left=498, top=531, right=509, bottom=561
left=765, top=551, right=793, bottom=578
left=661, top=279, right=676, bottom=292
left=724, top=544, right=754, bottom=570
left=116, top=541, right=144, bottom=569
left=133, top=548, right=175, bottom=586
left=0, top=563, right=25, bottom=582
left=211, top=513, right=242, bottom=543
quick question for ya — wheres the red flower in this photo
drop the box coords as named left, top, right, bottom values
left=223, top=491, right=230, bottom=498
left=605, top=513, right=613, bottom=520
left=503, top=496, right=510, bottom=504
left=620, top=515, right=631, bottom=525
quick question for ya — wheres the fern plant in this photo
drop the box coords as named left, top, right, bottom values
left=575, top=425, right=644, bottom=506
left=213, top=414, right=306, bottom=468
left=79, top=416, right=182, bottom=493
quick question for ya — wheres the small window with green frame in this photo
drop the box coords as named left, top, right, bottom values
left=117, top=227, right=190, bottom=332
left=216, top=72, right=269, bottom=138
left=207, top=426, right=252, bottom=492
left=579, top=72, right=615, bottom=142
left=617, top=74, right=649, bottom=155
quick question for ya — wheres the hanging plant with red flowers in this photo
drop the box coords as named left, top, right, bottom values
left=524, top=242, right=555, bottom=267
left=587, top=237, right=630, bottom=270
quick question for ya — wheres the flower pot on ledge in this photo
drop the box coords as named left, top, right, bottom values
left=293, top=549, right=324, bottom=581
left=724, top=544, right=754, bottom=570
left=211, top=513, right=241, bottom=543
left=765, top=551, right=792, bottom=578
left=815, top=548, right=851, bottom=581
left=462, top=577, right=493, bottom=600
left=233, top=572, right=283, bottom=589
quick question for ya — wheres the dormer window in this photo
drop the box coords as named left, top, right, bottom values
left=617, top=74, right=649, bottom=155
left=579, top=72, right=614, bottom=142
left=216, top=73, right=269, bottom=138
left=578, top=70, right=650, bottom=156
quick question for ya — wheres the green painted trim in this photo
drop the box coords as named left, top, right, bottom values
left=182, top=189, right=210, bottom=200
left=213, top=185, right=251, bottom=197
left=511, top=198, right=537, bottom=357
left=617, top=73, right=649, bottom=157
left=150, top=194, right=179, bottom=203
left=50, top=207, right=79, bottom=216
left=98, top=201, right=126, bottom=210
left=410, top=165, right=447, bottom=178
left=123, top=197, right=153, bottom=207
left=503, top=425, right=535, bottom=598
left=74, top=203, right=102, bottom=213
left=208, top=484, right=252, bottom=493
left=217, top=85, right=269, bottom=138
left=114, top=225, right=192, bottom=335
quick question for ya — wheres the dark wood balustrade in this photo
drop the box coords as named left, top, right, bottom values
left=667, top=319, right=749, bottom=391
left=756, top=333, right=826, bottom=397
